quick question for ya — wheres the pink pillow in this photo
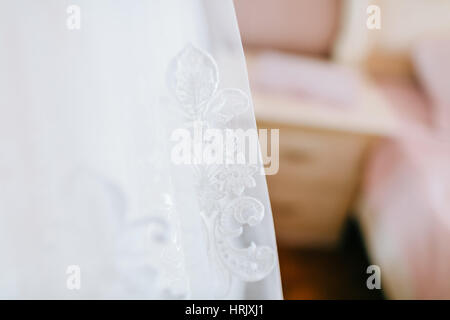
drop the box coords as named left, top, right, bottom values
left=412, top=38, right=450, bottom=136
left=234, top=0, right=340, bottom=55
left=249, top=51, right=359, bottom=106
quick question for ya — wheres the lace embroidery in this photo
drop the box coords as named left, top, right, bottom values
left=168, top=44, right=276, bottom=295
left=58, top=170, right=188, bottom=298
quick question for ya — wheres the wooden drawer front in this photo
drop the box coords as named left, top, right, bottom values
left=276, top=127, right=366, bottom=182
left=260, top=123, right=368, bottom=247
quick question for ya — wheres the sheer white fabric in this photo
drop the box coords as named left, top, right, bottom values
left=0, top=0, right=282, bottom=299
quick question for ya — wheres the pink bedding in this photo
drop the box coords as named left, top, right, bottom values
left=413, top=38, right=450, bottom=137
left=361, top=73, right=450, bottom=298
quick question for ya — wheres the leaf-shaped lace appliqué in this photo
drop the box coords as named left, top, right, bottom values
left=168, top=44, right=276, bottom=295
left=169, top=44, right=249, bottom=123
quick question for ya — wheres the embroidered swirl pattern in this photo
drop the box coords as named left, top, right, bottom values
left=168, top=44, right=276, bottom=296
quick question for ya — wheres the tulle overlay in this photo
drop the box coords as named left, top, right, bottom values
left=0, top=0, right=281, bottom=299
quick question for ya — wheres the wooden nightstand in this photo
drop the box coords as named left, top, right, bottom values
left=253, top=80, right=396, bottom=247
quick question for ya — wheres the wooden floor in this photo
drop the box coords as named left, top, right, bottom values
left=278, top=220, right=384, bottom=300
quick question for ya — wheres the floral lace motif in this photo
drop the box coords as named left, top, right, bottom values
left=169, top=44, right=275, bottom=295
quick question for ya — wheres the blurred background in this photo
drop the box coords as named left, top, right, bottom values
left=234, top=0, right=450, bottom=299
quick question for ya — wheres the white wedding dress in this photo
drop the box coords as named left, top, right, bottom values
left=0, top=0, right=282, bottom=299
